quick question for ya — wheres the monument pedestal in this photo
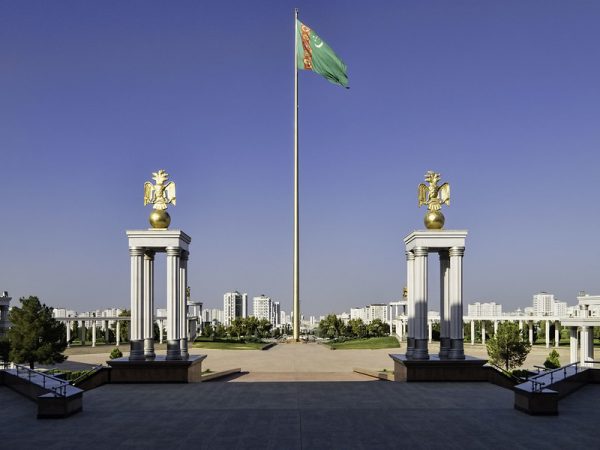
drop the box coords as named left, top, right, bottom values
left=107, top=355, right=206, bottom=383
left=390, top=354, right=488, bottom=382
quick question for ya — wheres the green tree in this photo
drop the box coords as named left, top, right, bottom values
left=367, top=319, right=390, bottom=337
left=244, top=316, right=260, bottom=337
left=202, top=323, right=214, bottom=338
left=256, top=318, right=272, bottom=338
left=8, top=296, right=68, bottom=369
left=70, top=320, right=79, bottom=344
left=317, top=314, right=345, bottom=339
left=543, top=349, right=561, bottom=369
left=348, top=318, right=367, bottom=338
left=214, top=323, right=226, bottom=338
left=0, top=337, right=10, bottom=365
left=109, top=347, right=123, bottom=359
left=486, top=321, right=531, bottom=371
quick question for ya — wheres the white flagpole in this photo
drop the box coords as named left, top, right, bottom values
left=293, top=8, right=300, bottom=341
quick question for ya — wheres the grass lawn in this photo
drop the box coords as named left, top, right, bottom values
left=192, top=340, right=270, bottom=350
left=326, top=336, right=400, bottom=350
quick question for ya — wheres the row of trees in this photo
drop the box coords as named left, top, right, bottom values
left=201, top=316, right=276, bottom=340
left=316, top=315, right=390, bottom=339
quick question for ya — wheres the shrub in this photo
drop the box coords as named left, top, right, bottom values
left=543, top=349, right=561, bottom=369
left=109, top=347, right=123, bottom=359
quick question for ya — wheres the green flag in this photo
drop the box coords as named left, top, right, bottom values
left=296, top=20, right=348, bottom=88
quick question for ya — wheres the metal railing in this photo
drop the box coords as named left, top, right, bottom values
left=11, top=363, right=71, bottom=397
left=487, top=362, right=526, bottom=383
left=527, top=362, right=580, bottom=392
left=70, top=364, right=104, bottom=386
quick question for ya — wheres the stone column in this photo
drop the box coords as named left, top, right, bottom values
left=545, top=320, right=550, bottom=348
left=412, top=247, right=429, bottom=360
left=166, top=246, right=182, bottom=360
left=179, top=250, right=189, bottom=359
left=471, top=320, right=475, bottom=345
left=116, top=321, right=121, bottom=347
left=428, top=320, right=433, bottom=343
left=439, top=250, right=450, bottom=358
left=405, top=251, right=415, bottom=358
left=528, top=321, right=534, bottom=345
left=80, top=321, right=86, bottom=345
left=481, top=320, right=486, bottom=345
left=554, top=321, right=560, bottom=348
left=92, top=320, right=96, bottom=347
left=143, top=250, right=156, bottom=359
left=105, top=320, right=110, bottom=343
left=569, top=327, right=578, bottom=364
left=519, top=320, right=523, bottom=331
left=580, top=326, right=593, bottom=367
left=66, top=322, right=71, bottom=348
left=159, top=320, right=164, bottom=344
left=129, top=246, right=145, bottom=360
left=493, top=320, right=498, bottom=338
left=448, top=246, right=465, bottom=359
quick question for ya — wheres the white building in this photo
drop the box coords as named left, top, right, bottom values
left=350, top=307, right=368, bottom=322
left=223, top=291, right=248, bottom=325
left=554, top=301, right=568, bottom=317
left=253, top=295, right=272, bottom=322
left=366, top=304, right=389, bottom=323
left=533, top=292, right=555, bottom=316
left=203, top=308, right=224, bottom=324
left=467, top=302, right=502, bottom=317
left=349, top=303, right=390, bottom=324
left=272, top=301, right=281, bottom=327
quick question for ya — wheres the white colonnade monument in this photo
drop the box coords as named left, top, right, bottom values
left=391, top=171, right=486, bottom=381
left=109, top=170, right=205, bottom=382
left=127, top=169, right=189, bottom=361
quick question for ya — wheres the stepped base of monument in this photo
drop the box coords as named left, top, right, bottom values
left=389, top=354, right=488, bottom=382
left=107, top=355, right=206, bottom=383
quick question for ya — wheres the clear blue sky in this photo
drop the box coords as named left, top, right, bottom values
left=1, top=1, right=599, bottom=315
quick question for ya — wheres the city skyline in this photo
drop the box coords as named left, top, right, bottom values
left=2, top=2, right=600, bottom=316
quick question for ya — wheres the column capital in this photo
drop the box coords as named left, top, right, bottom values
left=166, top=246, right=181, bottom=257
left=405, top=250, right=414, bottom=261
left=129, top=246, right=145, bottom=257
left=413, top=247, right=429, bottom=257
left=449, top=246, right=465, bottom=257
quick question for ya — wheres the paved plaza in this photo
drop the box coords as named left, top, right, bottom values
left=52, top=340, right=600, bottom=379
left=2, top=342, right=598, bottom=448
left=1, top=378, right=599, bottom=449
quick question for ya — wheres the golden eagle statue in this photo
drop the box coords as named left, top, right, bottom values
left=144, top=169, right=176, bottom=229
left=418, top=171, right=450, bottom=229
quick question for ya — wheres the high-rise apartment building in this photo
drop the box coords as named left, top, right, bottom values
left=223, top=291, right=247, bottom=325
left=253, top=295, right=272, bottom=322
left=533, top=292, right=555, bottom=315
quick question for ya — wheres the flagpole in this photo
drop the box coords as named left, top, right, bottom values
left=293, top=8, right=300, bottom=342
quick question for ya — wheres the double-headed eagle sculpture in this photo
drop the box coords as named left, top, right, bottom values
left=144, top=169, right=176, bottom=229
left=418, top=171, right=450, bottom=229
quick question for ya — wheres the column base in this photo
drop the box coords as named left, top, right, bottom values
left=439, top=337, right=450, bottom=359
left=405, top=337, right=415, bottom=359
left=144, top=338, right=156, bottom=359
left=180, top=338, right=189, bottom=360
left=166, top=339, right=182, bottom=360
left=411, top=338, right=429, bottom=360
left=448, top=338, right=465, bottom=360
left=129, top=340, right=145, bottom=361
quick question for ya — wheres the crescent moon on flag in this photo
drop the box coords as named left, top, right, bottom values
left=315, top=41, right=324, bottom=48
